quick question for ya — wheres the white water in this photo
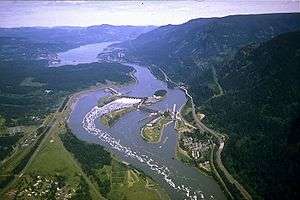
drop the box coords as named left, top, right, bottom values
left=82, top=104, right=202, bottom=200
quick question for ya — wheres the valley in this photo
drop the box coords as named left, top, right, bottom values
left=109, top=13, right=300, bottom=200
left=0, top=7, right=299, bottom=200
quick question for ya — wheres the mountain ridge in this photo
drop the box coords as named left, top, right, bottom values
left=111, top=13, right=300, bottom=199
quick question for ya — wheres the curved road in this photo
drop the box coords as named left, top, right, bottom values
left=159, top=67, right=252, bottom=200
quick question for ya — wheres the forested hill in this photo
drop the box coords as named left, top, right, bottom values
left=116, top=13, right=300, bottom=83
left=113, top=13, right=300, bottom=199
left=202, top=31, right=300, bottom=199
left=0, top=25, right=155, bottom=45
left=0, top=25, right=155, bottom=61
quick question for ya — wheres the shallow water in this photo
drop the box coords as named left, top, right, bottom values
left=64, top=42, right=226, bottom=200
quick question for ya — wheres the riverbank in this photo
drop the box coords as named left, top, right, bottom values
left=1, top=75, right=168, bottom=199
left=63, top=43, right=227, bottom=200
left=140, top=113, right=172, bottom=143
left=66, top=74, right=137, bottom=123
left=156, top=66, right=252, bottom=200
left=100, top=107, right=134, bottom=127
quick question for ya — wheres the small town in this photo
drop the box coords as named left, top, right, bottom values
left=0, top=2, right=297, bottom=200
left=179, top=132, right=211, bottom=161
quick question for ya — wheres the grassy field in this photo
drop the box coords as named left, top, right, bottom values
left=175, top=117, right=195, bottom=134
left=100, top=108, right=133, bottom=127
left=60, top=125, right=169, bottom=200
left=106, top=159, right=169, bottom=200
left=175, top=144, right=193, bottom=165
left=2, top=123, right=103, bottom=200
left=26, top=133, right=83, bottom=185
left=0, top=126, right=39, bottom=191
left=141, top=113, right=172, bottom=143
left=1, top=89, right=169, bottom=200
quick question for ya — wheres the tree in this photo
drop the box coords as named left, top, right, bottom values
left=0, top=115, right=6, bottom=133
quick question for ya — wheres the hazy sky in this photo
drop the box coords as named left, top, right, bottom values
left=0, top=1, right=299, bottom=27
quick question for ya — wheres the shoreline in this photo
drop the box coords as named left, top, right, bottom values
left=66, top=67, right=138, bottom=122
left=140, top=119, right=173, bottom=144
left=65, top=58, right=226, bottom=199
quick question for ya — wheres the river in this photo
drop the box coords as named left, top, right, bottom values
left=58, top=42, right=226, bottom=200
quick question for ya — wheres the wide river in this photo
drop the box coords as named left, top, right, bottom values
left=58, top=42, right=226, bottom=200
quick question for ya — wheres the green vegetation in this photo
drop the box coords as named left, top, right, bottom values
left=26, top=133, right=86, bottom=184
left=3, top=125, right=103, bottom=200
left=0, top=26, right=155, bottom=50
left=0, top=60, right=133, bottom=126
left=119, top=13, right=300, bottom=89
left=11, top=174, right=72, bottom=200
left=118, top=13, right=300, bottom=199
left=154, top=89, right=167, bottom=97
left=141, top=112, right=172, bottom=143
left=72, top=176, right=93, bottom=200
left=0, top=134, right=23, bottom=162
left=60, top=127, right=168, bottom=200
left=0, top=125, right=47, bottom=192
left=175, top=145, right=193, bottom=165
left=0, top=26, right=163, bottom=200
left=175, top=117, right=195, bottom=134
left=180, top=99, right=195, bottom=126
left=107, top=159, right=168, bottom=200
left=0, top=36, right=135, bottom=199
left=60, top=128, right=112, bottom=175
left=0, top=115, right=6, bottom=133
left=100, top=108, right=133, bottom=127
left=0, top=36, right=75, bottom=61
left=199, top=31, right=300, bottom=199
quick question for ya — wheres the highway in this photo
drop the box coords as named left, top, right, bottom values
left=160, top=67, right=252, bottom=200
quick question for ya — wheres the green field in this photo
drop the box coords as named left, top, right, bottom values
left=60, top=128, right=169, bottom=200
left=0, top=126, right=40, bottom=192
left=107, top=159, right=169, bottom=200
left=175, top=145, right=193, bottom=166
left=6, top=126, right=103, bottom=200
left=141, top=113, right=172, bottom=143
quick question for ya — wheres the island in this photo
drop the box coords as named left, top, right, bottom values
left=99, top=89, right=168, bottom=127
left=141, top=111, right=172, bottom=143
left=153, top=89, right=167, bottom=97
left=100, top=107, right=134, bottom=127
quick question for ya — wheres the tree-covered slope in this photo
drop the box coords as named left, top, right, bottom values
left=0, top=60, right=134, bottom=126
left=201, top=31, right=300, bottom=199
left=121, top=13, right=300, bottom=59
left=0, top=36, right=75, bottom=61
left=117, top=13, right=300, bottom=83
left=114, top=13, right=300, bottom=199
left=0, top=25, right=155, bottom=61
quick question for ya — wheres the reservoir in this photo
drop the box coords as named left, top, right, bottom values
left=62, top=42, right=226, bottom=200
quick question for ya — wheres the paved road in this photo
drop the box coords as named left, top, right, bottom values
left=0, top=116, right=57, bottom=196
left=159, top=67, right=252, bottom=200
left=1, top=94, right=104, bottom=199
left=188, top=85, right=252, bottom=200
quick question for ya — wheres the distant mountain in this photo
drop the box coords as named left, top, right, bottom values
left=116, top=13, right=300, bottom=84
left=0, top=36, right=75, bottom=61
left=114, top=13, right=300, bottom=199
left=0, top=25, right=155, bottom=61
left=0, top=25, right=156, bottom=45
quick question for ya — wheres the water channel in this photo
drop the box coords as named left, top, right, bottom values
left=57, top=42, right=226, bottom=200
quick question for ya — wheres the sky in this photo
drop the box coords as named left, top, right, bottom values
left=0, top=0, right=299, bottom=27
